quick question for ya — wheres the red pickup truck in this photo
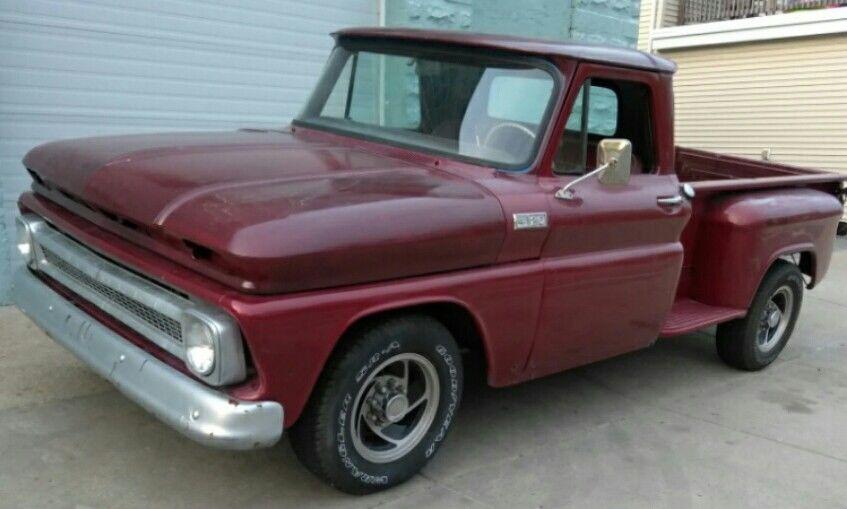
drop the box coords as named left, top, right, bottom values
left=13, top=28, right=847, bottom=494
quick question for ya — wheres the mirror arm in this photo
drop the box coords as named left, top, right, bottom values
left=555, top=158, right=617, bottom=201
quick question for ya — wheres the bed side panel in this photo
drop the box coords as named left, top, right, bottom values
left=690, top=188, right=842, bottom=309
left=676, top=146, right=814, bottom=182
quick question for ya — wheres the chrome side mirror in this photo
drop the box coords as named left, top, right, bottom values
left=555, top=139, right=633, bottom=201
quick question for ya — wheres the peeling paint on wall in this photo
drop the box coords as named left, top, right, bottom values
left=383, top=0, right=641, bottom=151
left=570, top=0, right=641, bottom=47
left=387, top=0, right=473, bottom=29
left=473, top=0, right=572, bottom=40
left=386, top=0, right=641, bottom=48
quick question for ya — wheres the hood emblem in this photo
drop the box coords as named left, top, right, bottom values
left=513, top=212, right=548, bottom=230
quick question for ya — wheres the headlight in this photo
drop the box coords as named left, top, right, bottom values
left=181, top=308, right=246, bottom=385
left=183, top=313, right=218, bottom=376
left=15, top=215, right=42, bottom=268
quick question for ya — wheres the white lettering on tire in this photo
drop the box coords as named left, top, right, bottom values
left=336, top=340, right=402, bottom=486
left=335, top=340, right=458, bottom=485
left=337, top=392, right=389, bottom=485
left=425, top=344, right=459, bottom=458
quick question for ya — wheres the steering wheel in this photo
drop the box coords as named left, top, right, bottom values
left=481, top=122, right=537, bottom=150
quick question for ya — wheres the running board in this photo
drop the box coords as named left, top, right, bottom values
left=660, top=298, right=746, bottom=337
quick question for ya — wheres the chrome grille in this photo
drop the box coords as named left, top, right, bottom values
left=20, top=213, right=248, bottom=386
left=28, top=221, right=191, bottom=360
left=41, top=246, right=183, bottom=343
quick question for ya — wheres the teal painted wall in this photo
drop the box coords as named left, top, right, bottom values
left=570, top=0, right=642, bottom=47
left=385, top=0, right=472, bottom=30
left=382, top=0, right=640, bottom=145
left=384, top=0, right=641, bottom=48
left=472, top=0, right=572, bottom=40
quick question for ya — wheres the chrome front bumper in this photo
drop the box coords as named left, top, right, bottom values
left=12, top=266, right=283, bottom=450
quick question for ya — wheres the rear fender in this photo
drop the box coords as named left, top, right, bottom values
left=691, top=188, right=841, bottom=309
left=767, top=246, right=817, bottom=288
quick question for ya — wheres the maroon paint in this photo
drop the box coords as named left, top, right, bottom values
left=18, top=31, right=847, bottom=428
left=336, top=27, right=678, bottom=73
left=690, top=188, right=841, bottom=309
left=23, top=129, right=505, bottom=294
left=20, top=190, right=546, bottom=425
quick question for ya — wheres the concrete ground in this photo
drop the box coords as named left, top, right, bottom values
left=1, top=238, right=845, bottom=509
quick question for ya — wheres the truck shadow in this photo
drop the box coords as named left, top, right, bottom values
left=9, top=301, right=840, bottom=507
left=142, top=331, right=731, bottom=506
left=163, top=269, right=846, bottom=505
left=265, top=329, right=733, bottom=503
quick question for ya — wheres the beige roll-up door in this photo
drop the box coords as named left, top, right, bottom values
left=662, top=34, right=847, bottom=175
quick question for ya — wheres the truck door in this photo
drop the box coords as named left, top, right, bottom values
left=527, top=66, right=691, bottom=379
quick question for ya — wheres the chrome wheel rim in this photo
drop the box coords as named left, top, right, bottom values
left=757, top=285, right=794, bottom=353
left=350, top=353, right=440, bottom=464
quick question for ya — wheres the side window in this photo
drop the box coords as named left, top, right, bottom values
left=554, top=78, right=655, bottom=176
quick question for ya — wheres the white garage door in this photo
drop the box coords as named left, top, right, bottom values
left=0, top=0, right=377, bottom=303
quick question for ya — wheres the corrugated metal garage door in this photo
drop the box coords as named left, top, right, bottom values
left=0, top=0, right=377, bottom=303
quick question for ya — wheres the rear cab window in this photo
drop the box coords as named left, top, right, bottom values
left=487, top=75, right=555, bottom=124
left=554, top=78, right=655, bottom=176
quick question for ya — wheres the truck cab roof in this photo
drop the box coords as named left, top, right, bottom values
left=335, top=27, right=677, bottom=74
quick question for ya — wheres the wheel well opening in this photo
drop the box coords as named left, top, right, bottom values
left=339, top=303, right=489, bottom=383
left=798, top=251, right=815, bottom=281
left=778, top=251, right=815, bottom=287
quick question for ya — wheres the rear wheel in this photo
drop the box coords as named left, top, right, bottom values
left=289, top=315, right=463, bottom=494
left=716, top=260, right=804, bottom=370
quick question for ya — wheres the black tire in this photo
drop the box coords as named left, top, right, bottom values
left=289, top=315, right=463, bottom=494
left=716, top=260, right=804, bottom=371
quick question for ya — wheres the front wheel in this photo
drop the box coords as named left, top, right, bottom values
left=716, top=260, right=804, bottom=371
left=289, top=315, right=463, bottom=494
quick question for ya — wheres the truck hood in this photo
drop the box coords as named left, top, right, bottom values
left=23, top=129, right=506, bottom=293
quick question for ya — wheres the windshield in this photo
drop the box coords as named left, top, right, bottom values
left=295, top=43, right=559, bottom=169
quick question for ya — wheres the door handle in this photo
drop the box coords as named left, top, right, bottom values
left=657, top=195, right=684, bottom=207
